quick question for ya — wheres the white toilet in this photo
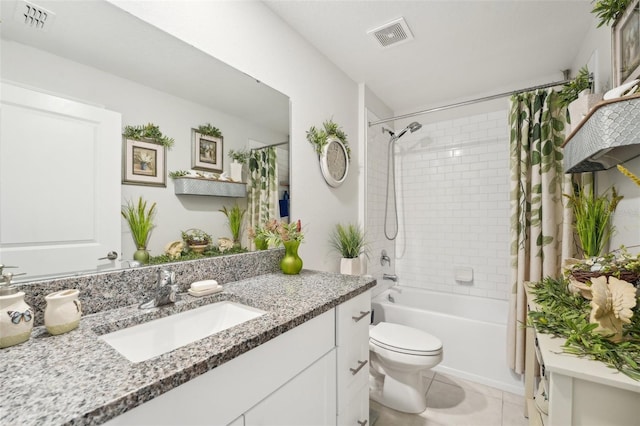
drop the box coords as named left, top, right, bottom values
left=369, top=322, right=443, bottom=413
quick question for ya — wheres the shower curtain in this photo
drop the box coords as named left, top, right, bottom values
left=248, top=147, right=279, bottom=246
left=507, top=89, right=573, bottom=374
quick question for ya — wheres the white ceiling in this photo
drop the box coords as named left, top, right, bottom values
left=264, top=0, right=595, bottom=115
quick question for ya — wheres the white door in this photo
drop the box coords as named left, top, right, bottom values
left=0, top=82, right=121, bottom=281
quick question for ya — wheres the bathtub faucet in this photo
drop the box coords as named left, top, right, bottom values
left=383, top=273, right=398, bottom=282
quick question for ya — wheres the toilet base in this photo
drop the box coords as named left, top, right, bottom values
left=369, top=369, right=428, bottom=414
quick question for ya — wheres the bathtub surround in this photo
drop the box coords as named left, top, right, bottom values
left=393, top=110, right=511, bottom=299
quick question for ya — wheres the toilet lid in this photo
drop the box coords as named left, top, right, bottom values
left=370, top=322, right=442, bottom=355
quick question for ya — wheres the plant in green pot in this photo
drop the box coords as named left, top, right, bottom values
left=328, top=223, right=369, bottom=275
left=121, top=197, right=156, bottom=264
left=220, top=204, right=247, bottom=248
left=261, top=219, right=305, bottom=274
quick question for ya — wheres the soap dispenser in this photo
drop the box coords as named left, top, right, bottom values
left=0, top=269, right=34, bottom=349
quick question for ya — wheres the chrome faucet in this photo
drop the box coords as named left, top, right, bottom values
left=383, top=273, right=398, bottom=282
left=140, top=269, right=178, bottom=309
left=380, top=250, right=391, bottom=266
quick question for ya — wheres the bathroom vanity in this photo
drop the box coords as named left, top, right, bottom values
left=0, top=266, right=374, bottom=425
left=524, top=284, right=640, bottom=426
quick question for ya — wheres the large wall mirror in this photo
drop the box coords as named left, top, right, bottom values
left=0, top=0, right=290, bottom=283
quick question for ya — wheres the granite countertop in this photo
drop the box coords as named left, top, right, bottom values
left=1, top=270, right=375, bottom=425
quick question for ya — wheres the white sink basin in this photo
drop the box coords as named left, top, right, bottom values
left=99, top=301, right=266, bottom=362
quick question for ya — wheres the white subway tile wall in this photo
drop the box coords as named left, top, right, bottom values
left=388, top=110, right=511, bottom=300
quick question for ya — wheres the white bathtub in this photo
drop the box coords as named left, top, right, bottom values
left=372, top=286, right=523, bottom=395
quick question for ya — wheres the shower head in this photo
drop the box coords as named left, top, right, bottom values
left=395, top=121, right=422, bottom=139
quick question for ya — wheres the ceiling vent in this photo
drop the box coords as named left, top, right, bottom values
left=13, top=0, right=55, bottom=31
left=367, top=17, right=414, bottom=48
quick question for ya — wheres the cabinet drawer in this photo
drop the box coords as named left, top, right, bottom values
left=336, top=290, right=371, bottom=346
left=337, top=381, right=369, bottom=426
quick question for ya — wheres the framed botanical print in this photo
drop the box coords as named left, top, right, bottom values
left=613, top=0, right=640, bottom=86
left=122, top=138, right=166, bottom=187
left=192, top=129, right=223, bottom=172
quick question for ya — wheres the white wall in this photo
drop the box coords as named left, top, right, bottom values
left=1, top=39, right=286, bottom=260
left=109, top=0, right=360, bottom=272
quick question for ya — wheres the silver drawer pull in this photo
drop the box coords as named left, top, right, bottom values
left=357, top=420, right=368, bottom=426
left=352, top=310, right=371, bottom=322
left=350, top=359, right=368, bottom=375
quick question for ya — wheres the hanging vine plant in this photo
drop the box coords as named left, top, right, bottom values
left=123, top=123, right=175, bottom=149
left=196, top=123, right=223, bottom=138
left=306, top=119, right=351, bottom=161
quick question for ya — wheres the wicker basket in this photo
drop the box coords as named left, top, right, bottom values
left=570, top=270, right=640, bottom=285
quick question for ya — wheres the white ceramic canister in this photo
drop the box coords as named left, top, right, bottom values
left=0, top=290, right=34, bottom=348
left=44, top=289, right=82, bottom=335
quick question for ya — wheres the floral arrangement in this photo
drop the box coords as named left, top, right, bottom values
left=197, top=123, right=222, bottom=138
left=306, top=119, right=350, bottom=160
left=228, top=149, right=250, bottom=164
left=528, top=274, right=640, bottom=380
left=251, top=219, right=304, bottom=248
left=123, top=123, right=174, bottom=149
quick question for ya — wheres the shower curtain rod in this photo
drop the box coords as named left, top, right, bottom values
left=368, top=78, right=572, bottom=127
left=251, top=141, right=289, bottom=150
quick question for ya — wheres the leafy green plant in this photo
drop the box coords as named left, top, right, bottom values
left=328, top=223, right=368, bottom=259
left=591, top=0, right=632, bottom=27
left=558, top=66, right=592, bottom=108
left=181, top=228, right=211, bottom=246
left=121, top=197, right=156, bottom=249
left=256, top=219, right=304, bottom=247
left=169, top=170, right=189, bottom=178
left=564, top=186, right=622, bottom=257
left=528, top=276, right=640, bottom=380
left=197, top=123, right=222, bottom=138
left=220, top=204, right=247, bottom=245
left=228, top=149, right=250, bottom=164
left=306, top=119, right=351, bottom=160
left=123, top=123, right=174, bottom=149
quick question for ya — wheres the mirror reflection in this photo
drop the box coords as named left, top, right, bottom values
left=0, top=0, right=290, bottom=283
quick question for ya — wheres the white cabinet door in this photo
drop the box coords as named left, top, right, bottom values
left=245, top=349, right=337, bottom=426
left=0, top=82, right=121, bottom=280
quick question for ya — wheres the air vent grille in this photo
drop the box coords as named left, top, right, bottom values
left=367, top=17, right=414, bottom=48
left=13, top=0, right=55, bottom=31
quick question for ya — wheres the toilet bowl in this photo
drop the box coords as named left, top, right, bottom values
left=369, top=322, right=443, bottom=413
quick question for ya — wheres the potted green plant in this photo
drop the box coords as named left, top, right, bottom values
left=220, top=204, right=247, bottom=247
left=181, top=228, right=211, bottom=254
left=121, top=197, right=157, bottom=264
left=228, top=149, right=250, bottom=182
left=328, top=223, right=369, bottom=275
left=558, top=66, right=603, bottom=130
left=248, top=223, right=269, bottom=250
left=564, top=186, right=622, bottom=258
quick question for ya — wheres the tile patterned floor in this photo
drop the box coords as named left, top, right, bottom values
left=370, top=372, right=528, bottom=426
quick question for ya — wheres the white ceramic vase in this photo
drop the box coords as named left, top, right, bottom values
left=44, top=289, right=82, bottom=335
left=340, top=257, right=366, bottom=276
left=230, top=161, right=243, bottom=182
left=0, top=291, right=33, bottom=348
